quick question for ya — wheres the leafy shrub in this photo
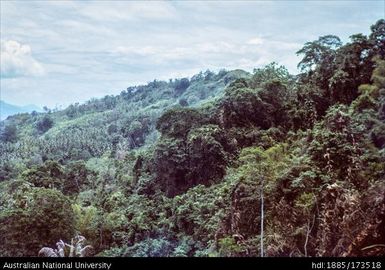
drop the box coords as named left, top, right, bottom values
left=36, top=115, right=54, bottom=134
left=0, top=185, right=75, bottom=256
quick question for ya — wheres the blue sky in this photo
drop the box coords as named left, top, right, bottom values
left=1, top=0, right=384, bottom=108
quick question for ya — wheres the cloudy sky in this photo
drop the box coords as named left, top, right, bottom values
left=1, top=0, right=383, bottom=108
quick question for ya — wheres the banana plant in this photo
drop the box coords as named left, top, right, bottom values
left=38, top=235, right=93, bottom=257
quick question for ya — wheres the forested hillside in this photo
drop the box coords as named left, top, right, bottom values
left=0, top=19, right=384, bottom=257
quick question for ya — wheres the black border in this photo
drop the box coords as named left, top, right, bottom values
left=0, top=257, right=384, bottom=270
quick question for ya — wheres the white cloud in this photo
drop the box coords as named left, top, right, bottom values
left=1, top=40, right=45, bottom=78
left=247, top=37, right=264, bottom=45
left=78, top=1, right=177, bottom=22
left=111, top=38, right=302, bottom=73
left=114, top=46, right=159, bottom=56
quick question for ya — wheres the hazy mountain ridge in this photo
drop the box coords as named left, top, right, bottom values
left=0, top=100, right=42, bottom=120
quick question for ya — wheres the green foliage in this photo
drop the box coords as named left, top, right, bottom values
left=21, top=160, right=64, bottom=189
left=156, top=107, right=205, bottom=138
left=220, top=64, right=294, bottom=130
left=36, top=115, right=54, bottom=134
left=171, top=182, right=231, bottom=245
left=122, top=237, right=175, bottom=257
left=64, top=161, right=93, bottom=194
left=0, top=123, right=18, bottom=143
left=297, top=35, right=342, bottom=72
left=297, top=19, right=385, bottom=106
left=221, top=86, right=272, bottom=129
left=174, top=78, right=190, bottom=96
left=307, top=104, right=378, bottom=187
left=153, top=124, right=232, bottom=197
left=251, top=62, right=292, bottom=87
left=154, top=137, right=189, bottom=196
left=186, top=125, right=229, bottom=186
left=1, top=20, right=385, bottom=257
left=72, top=204, right=101, bottom=249
left=19, top=160, right=93, bottom=194
left=218, top=237, right=244, bottom=257
left=0, top=183, right=75, bottom=256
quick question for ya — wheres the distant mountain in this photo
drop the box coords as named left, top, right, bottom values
left=0, top=100, right=42, bottom=120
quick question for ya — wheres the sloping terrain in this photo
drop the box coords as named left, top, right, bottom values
left=0, top=20, right=384, bottom=257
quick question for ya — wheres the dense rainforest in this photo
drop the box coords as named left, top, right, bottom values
left=0, top=19, right=384, bottom=257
